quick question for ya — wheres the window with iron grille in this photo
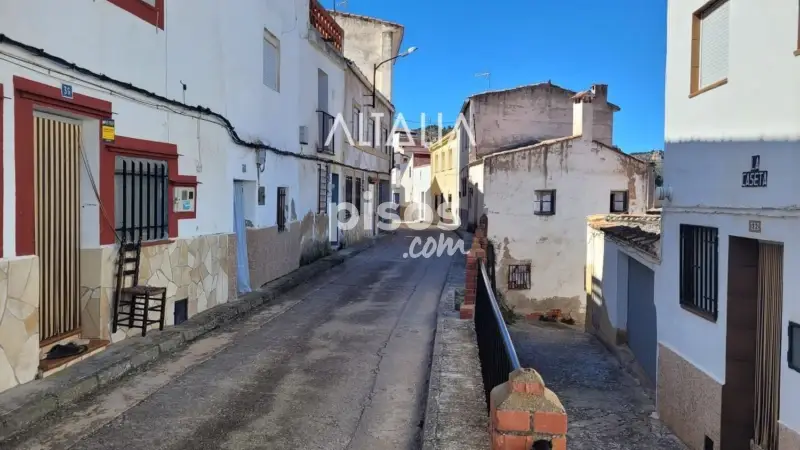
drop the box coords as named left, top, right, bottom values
left=534, top=190, right=556, bottom=216
left=679, top=224, right=719, bottom=321
left=277, top=187, right=287, bottom=232
left=610, top=191, right=628, bottom=213
left=114, top=156, right=169, bottom=242
left=508, top=264, right=531, bottom=290
left=368, top=119, right=376, bottom=147
left=352, top=104, right=361, bottom=142
left=355, top=177, right=363, bottom=215
left=345, top=176, right=353, bottom=220
left=318, top=164, right=329, bottom=214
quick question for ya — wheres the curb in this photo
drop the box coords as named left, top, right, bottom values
left=420, top=286, right=450, bottom=450
left=0, top=232, right=392, bottom=441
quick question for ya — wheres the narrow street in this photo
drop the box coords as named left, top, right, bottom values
left=6, top=230, right=455, bottom=450
left=510, top=321, right=686, bottom=449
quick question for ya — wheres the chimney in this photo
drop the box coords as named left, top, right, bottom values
left=572, top=91, right=594, bottom=142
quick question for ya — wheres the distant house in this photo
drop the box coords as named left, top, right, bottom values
left=462, top=81, right=621, bottom=229
left=479, top=84, right=655, bottom=318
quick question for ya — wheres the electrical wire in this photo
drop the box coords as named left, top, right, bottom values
left=0, top=33, right=392, bottom=177
left=78, top=139, right=122, bottom=245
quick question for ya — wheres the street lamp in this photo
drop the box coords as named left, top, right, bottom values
left=371, top=46, right=417, bottom=108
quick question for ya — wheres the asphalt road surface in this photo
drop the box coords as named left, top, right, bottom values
left=6, top=229, right=456, bottom=450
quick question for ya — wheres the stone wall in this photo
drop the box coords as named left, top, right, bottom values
left=0, top=257, right=40, bottom=393
left=80, top=233, right=236, bottom=342
left=246, top=212, right=329, bottom=289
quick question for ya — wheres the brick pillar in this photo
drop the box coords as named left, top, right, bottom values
left=490, top=368, right=567, bottom=450
left=462, top=237, right=485, bottom=320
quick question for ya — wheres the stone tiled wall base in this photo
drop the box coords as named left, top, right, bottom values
left=657, top=344, right=721, bottom=449
left=779, top=422, right=800, bottom=450
left=79, top=234, right=234, bottom=343
left=298, top=213, right=331, bottom=266
left=246, top=225, right=301, bottom=289
left=0, top=257, right=40, bottom=394
left=226, top=234, right=237, bottom=302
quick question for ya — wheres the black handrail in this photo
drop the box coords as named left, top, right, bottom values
left=474, top=260, right=521, bottom=408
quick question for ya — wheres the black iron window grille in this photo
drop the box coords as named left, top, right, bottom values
left=679, top=224, right=719, bottom=321
left=317, top=110, right=335, bottom=154
left=610, top=190, right=629, bottom=213
left=789, top=321, right=800, bottom=373
left=368, top=119, right=376, bottom=148
left=114, top=156, right=169, bottom=243
left=277, top=187, right=287, bottom=232
left=318, top=164, right=329, bottom=214
left=534, top=190, right=556, bottom=215
left=508, top=264, right=531, bottom=290
left=355, top=177, right=363, bottom=215
left=345, top=176, right=353, bottom=220
left=352, top=105, right=361, bottom=142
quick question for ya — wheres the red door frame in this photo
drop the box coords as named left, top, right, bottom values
left=13, top=76, right=112, bottom=256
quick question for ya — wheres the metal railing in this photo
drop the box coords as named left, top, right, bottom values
left=475, top=260, right=521, bottom=408
left=317, top=110, right=335, bottom=154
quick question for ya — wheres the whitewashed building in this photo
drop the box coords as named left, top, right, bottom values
left=479, top=85, right=654, bottom=318
left=0, top=0, right=394, bottom=393
left=657, top=1, right=800, bottom=449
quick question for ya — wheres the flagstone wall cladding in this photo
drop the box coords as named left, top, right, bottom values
left=246, top=212, right=330, bottom=290
left=0, top=257, right=41, bottom=394
left=78, top=233, right=236, bottom=343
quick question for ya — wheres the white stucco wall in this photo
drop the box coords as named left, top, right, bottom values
left=471, top=84, right=615, bottom=158
left=330, top=12, right=402, bottom=101
left=484, top=137, right=650, bottom=315
left=466, top=162, right=485, bottom=226
left=0, top=0, right=343, bottom=255
left=661, top=0, right=800, bottom=432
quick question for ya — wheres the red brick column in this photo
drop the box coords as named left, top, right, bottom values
left=490, top=368, right=568, bottom=450
left=462, top=229, right=486, bottom=320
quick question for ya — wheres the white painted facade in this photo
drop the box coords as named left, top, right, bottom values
left=659, top=0, right=800, bottom=443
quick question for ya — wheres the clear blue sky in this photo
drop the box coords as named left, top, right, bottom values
left=322, top=0, right=667, bottom=152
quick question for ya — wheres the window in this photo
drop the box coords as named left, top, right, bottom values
left=690, top=0, right=730, bottom=95
left=368, top=118, right=376, bottom=147
left=345, top=176, right=353, bottom=220
left=263, top=29, right=280, bottom=91
left=610, top=191, right=629, bottom=213
left=461, top=177, right=467, bottom=197
left=355, top=177, right=363, bottom=215
left=107, top=0, right=164, bottom=29
left=277, top=187, right=287, bottom=232
left=381, top=127, right=388, bottom=154
left=534, top=190, right=556, bottom=216
left=318, top=164, right=329, bottom=214
left=679, top=224, right=719, bottom=321
left=352, top=104, right=361, bottom=142
left=789, top=322, right=800, bottom=373
left=448, top=149, right=453, bottom=169
left=114, top=156, right=169, bottom=242
left=508, top=264, right=531, bottom=290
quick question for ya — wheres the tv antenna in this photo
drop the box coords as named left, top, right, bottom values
left=475, top=72, right=491, bottom=90
left=333, top=0, right=347, bottom=11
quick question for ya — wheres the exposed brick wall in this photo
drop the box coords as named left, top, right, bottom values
left=490, top=369, right=568, bottom=450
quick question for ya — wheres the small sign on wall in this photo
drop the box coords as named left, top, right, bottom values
left=61, top=83, right=73, bottom=99
left=173, top=187, right=196, bottom=213
left=742, top=155, right=768, bottom=188
left=749, top=220, right=762, bottom=233
left=101, top=119, right=115, bottom=143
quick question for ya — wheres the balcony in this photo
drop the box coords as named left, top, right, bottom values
left=317, top=110, right=335, bottom=155
left=310, top=0, right=343, bottom=52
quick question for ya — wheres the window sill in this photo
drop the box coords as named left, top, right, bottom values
left=534, top=212, right=555, bottom=216
left=689, top=78, right=728, bottom=98
left=679, top=302, right=717, bottom=323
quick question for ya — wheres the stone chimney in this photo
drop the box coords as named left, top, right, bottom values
left=572, top=90, right=594, bottom=142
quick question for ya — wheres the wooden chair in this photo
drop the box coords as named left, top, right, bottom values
left=112, top=237, right=168, bottom=337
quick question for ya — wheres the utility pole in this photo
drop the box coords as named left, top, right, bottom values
left=475, top=72, right=491, bottom=90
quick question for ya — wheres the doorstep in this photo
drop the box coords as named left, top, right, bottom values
left=38, top=339, right=110, bottom=379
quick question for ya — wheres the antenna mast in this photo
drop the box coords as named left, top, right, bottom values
left=474, top=72, right=491, bottom=90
